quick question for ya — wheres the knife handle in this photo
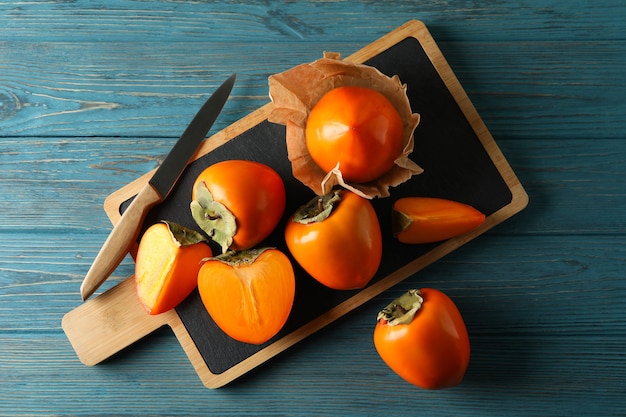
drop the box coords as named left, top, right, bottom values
left=80, top=183, right=162, bottom=301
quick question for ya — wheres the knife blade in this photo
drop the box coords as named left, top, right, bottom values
left=80, top=74, right=236, bottom=301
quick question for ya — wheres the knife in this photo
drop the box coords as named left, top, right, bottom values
left=80, top=74, right=236, bottom=301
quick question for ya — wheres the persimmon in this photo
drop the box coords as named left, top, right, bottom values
left=284, top=190, right=382, bottom=290
left=374, top=289, right=470, bottom=389
left=392, top=197, right=486, bottom=244
left=191, top=160, right=286, bottom=254
left=305, top=86, right=404, bottom=183
left=135, top=221, right=212, bottom=315
left=197, top=248, right=295, bottom=345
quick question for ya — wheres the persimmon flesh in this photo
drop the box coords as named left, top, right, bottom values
left=198, top=248, right=295, bottom=345
left=135, top=222, right=212, bottom=315
left=305, top=86, right=404, bottom=183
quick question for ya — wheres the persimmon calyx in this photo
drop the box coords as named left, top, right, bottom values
left=204, top=247, right=273, bottom=266
left=292, top=190, right=342, bottom=224
left=161, top=220, right=208, bottom=247
left=377, top=289, right=424, bottom=326
left=391, top=209, right=412, bottom=236
left=190, top=181, right=237, bottom=254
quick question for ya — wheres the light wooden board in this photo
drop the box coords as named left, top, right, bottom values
left=63, top=20, right=528, bottom=389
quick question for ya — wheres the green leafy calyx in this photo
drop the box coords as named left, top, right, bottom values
left=190, top=181, right=237, bottom=254
left=377, top=289, right=424, bottom=326
left=292, top=190, right=342, bottom=224
left=162, top=220, right=208, bottom=247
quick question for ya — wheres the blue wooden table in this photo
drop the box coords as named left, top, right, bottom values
left=1, top=1, right=625, bottom=415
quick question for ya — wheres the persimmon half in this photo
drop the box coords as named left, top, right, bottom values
left=135, top=221, right=212, bottom=315
left=197, top=248, right=295, bottom=345
left=305, top=86, right=404, bottom=183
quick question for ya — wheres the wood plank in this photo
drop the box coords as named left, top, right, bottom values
left=1, top=40, right=624, bottom=139
left=3, top=233, right=625, bottom=335
left=1, top=334, right=624, bottom=416
left=1, top=0, right=624, bottom=43
left=2, top=137, right=624, bottom=235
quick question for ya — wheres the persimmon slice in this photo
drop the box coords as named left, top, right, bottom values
left=197, top=248, right=295, bottom=345
left=392, top=197, right=486, bottom=244
left=135, top=221, right=212, bottom=315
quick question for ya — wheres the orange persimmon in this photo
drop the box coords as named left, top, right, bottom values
left=285, top=190, right=382, bottom=290
left=197, top=248, right=295, bottom=345
left=191, top=160, right=286, bottom=254
left=305, top=86, right=404, bottom=183
left=374, top=289, right=470, bottom=389
left=392, top=197, right=486, bottom=244
left=135, top=221, right=212, bottom=315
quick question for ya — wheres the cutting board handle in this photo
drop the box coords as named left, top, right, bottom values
left=62, top=276, right=174, bottom=366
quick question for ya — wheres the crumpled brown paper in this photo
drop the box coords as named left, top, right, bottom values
left=268, top=52, right=422, bottom=199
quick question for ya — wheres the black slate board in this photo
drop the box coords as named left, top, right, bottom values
left=120, top=35, right=513, bottom=375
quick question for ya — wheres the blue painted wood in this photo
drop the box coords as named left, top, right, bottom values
left=1, top=0, right=625, bottom=415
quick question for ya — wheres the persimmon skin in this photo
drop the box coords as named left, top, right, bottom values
left=305, top=86, right=404, bottom=183
left=135, top=223, right=212, bottom=315
left=284, top=190, right=382, bottom=290
left=192, top=160, right=286, bottom=251
left=374, top=288, right=470, bottom=390
left=197, top=248, right=295, bottom=345
left=392, top=197, right=486, bottom=244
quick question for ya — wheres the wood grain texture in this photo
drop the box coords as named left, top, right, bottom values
left=1, top=0, right=625, bottom=415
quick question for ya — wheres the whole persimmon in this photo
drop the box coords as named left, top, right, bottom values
left=305, top=86, right=404, bottom=183
left=198, top=248, right=295, bottom=345
left=135, top=221, right=212, bottom=315
left=191, top=160, right=286, bottom=254
left=374, top=289, right=470, bottom=389
left=284, top=190, right=382, bottom=290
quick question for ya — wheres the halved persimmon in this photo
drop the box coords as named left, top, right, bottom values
left=305, top=86, right=404, bottom=183
left=197, top=248, right=295, bottom=345
left=135, top=221, right=212, bottom=315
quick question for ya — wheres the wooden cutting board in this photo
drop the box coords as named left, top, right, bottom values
left=62, top=20, right=528, bottom=389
